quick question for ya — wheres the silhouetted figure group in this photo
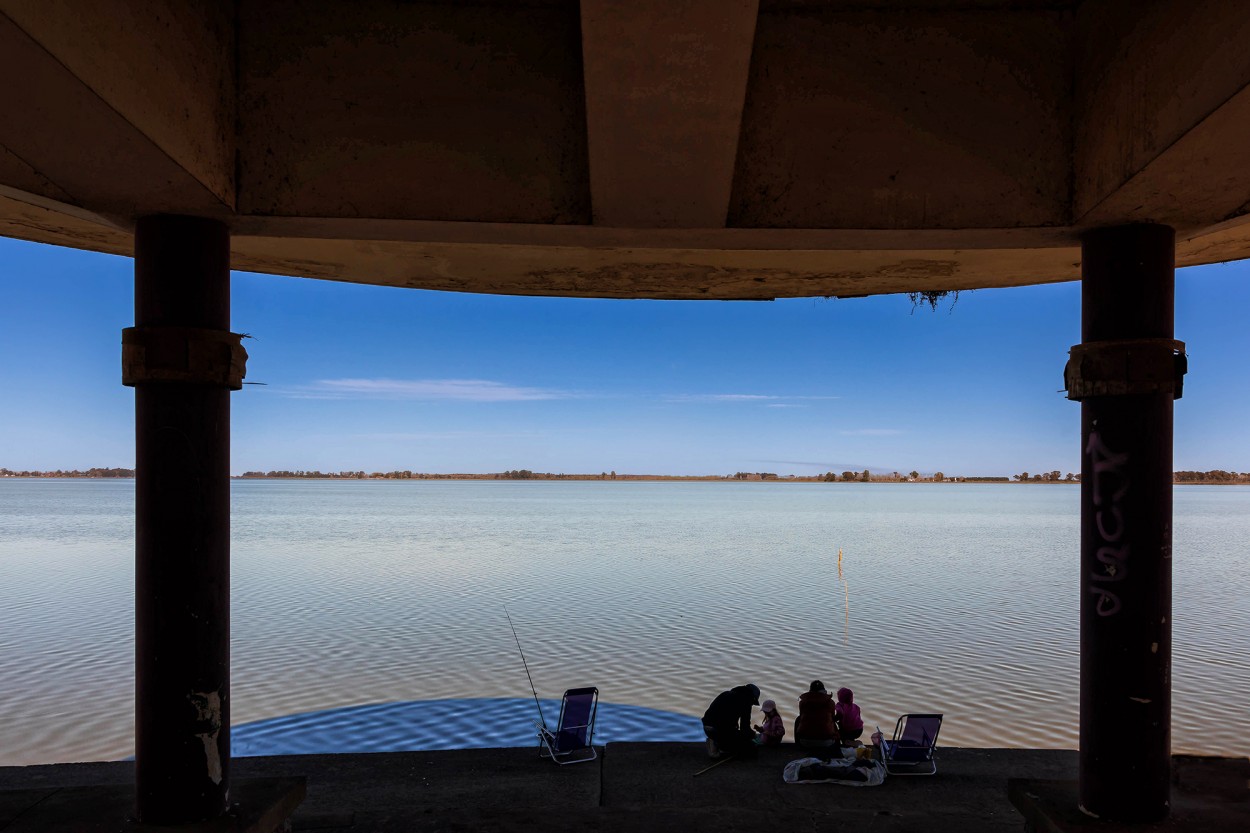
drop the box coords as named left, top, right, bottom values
left=702, top=680, right=863, bottom=758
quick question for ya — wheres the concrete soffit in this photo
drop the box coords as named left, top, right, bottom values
left=1, top=1, right=1250, bottom=299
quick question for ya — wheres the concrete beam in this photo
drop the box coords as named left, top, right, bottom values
left=729, top=6, right=1072, bottom=229
left=230, top=218, right=1081, bottom=299
left=1074, top=0, right=1250, bottom=229
left=580, top=0, right=758, bottom=228
left=0, top=10, right=229, bottom=222
left=1078, top=83, right=1250, bottom=234
left=0, top=0, right=236, bottom=209
left=1178, top=214, right=1250, bottom=267
left=236, top=0, right=590, bottom=224
left=0, top=188, right=130, bottom=256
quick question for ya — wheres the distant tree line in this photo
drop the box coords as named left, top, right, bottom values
left=0, top=467, right=135, bottom=478
left=240, top=470, right=498, bottom=479
left=7, top=467, right=1247, bottom=484
left=815, top=470, right=958, bottom=482
left=496, top=470, right=631, bottom=480
left=236, top=469, right=680, bottom=481
left=1173, top=470, right=1250, bottom=483
left=241, top=470, right=376, bottom=479
left=1013, top=471, right=1078, bottom=482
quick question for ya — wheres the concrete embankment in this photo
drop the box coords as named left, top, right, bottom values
left=1, top=744, right=1245, bottom=831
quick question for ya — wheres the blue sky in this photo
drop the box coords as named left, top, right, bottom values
left=2, top=235, right=1248, bottom=476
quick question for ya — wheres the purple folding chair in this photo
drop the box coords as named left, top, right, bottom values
left=877, top=713, right=943, bottom=775
left=537, top=687, right=599, bottom=765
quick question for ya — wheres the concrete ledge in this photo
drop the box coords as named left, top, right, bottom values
left=1009, top=755, right=1250, bottom=832
left=3, top=745, right=1077, bottom=831
left=0, top=777, right=304, bottom=833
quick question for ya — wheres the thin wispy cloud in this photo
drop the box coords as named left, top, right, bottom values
left=349, top=431, right=546, bottom=441
left=668, top=393, right=779, bottom=402
left=765, top=403, right=805, bottom=409
left=757, top=459, right=871, bottom=470
left=839, top=428, right=904, bottom=436
left=666, top=393, right=839, bottom=403
left=289, top=378, right=572, bottom=402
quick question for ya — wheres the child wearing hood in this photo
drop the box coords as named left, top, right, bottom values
left=835, top=687, right=864, bottom=744
left=752, top=699, right=785, bottom=745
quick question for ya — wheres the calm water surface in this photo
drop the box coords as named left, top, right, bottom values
left=1, top=479, right=1247, bottom=765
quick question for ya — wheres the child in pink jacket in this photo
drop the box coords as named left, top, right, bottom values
left=753, top=699, right=786, bottom=745
left=835, top=687, right=864, bottom=743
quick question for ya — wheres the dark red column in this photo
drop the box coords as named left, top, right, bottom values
left=1076, top=224, right=1177, bottom=822
left=132, top=216, right=232, bottom=824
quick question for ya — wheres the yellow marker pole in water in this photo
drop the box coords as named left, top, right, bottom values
left=838, top=549, right=850, bottom=644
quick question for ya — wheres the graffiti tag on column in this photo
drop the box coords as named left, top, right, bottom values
left=1087, top=430, right=1130, bottom=616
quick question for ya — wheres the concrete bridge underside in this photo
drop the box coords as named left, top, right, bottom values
left=2, top=0, right=1250, bottom=299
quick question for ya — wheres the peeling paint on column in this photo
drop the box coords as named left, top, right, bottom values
left=189, top=690, right=223, bottom=785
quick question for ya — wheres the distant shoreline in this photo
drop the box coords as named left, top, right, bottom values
left=3, top=468, right=1248, bottom=485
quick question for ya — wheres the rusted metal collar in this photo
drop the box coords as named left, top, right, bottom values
left=1064, top=338, right=1186, bottom=401
left=122, top=327, right=248, bottom=390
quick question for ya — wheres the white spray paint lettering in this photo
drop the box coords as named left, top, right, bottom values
left=1086, top=430, right=1130, bottom=616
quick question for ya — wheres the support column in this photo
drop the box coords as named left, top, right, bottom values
left=1072, top=224, right=1181, bottom=822
left=130, top=216, right=236, bottom=824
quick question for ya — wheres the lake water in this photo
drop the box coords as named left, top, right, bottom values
left=1, top=479, right=1248, bottom=766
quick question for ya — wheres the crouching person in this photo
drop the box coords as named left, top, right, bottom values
left=701, top=683, right=760, bottom=758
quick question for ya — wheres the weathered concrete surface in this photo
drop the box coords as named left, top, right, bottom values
left=1010, top=755, right=1250, bottom=832
left=581, top=0, right=759, bottom=228
left=1074, top=0, right=1250, bottom=223
left=1, top=0, right=236, bottom=207
left=0, top=778, right=303, bottom=833
left=0, top=8, right=230, bottom=221
left=0, top=744, right=1072, bottom=832
left=236, top=0, right=590, bottom=225
left=730, top=6, right=1072, bottom=230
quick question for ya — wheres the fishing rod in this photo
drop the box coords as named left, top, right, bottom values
left=693, top=753, right=736, bottom=777
left=504, top=605, right=547, bottom=727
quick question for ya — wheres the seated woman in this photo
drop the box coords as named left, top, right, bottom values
left=793, top=679, right=839, bottom=749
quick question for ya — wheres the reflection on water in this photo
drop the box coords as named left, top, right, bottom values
left=1, top=479, right=1248, bottom=765
left=231, top=698, right=703, bottom=756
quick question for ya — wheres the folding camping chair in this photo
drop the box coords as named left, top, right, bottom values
left=537, top=687, right=599, bottom=765
left=876, top=713, right=942, bottom=775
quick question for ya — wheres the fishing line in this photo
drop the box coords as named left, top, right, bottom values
left=504, top=605, right=547, bottom=727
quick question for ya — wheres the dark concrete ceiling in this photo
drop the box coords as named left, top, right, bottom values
left=1, top=0, right=1248, bottom=299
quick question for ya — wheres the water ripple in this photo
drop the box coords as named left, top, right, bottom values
left=231, top=698, right=704, bottom=757
left=2, top=480, right=1248, bottom=765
